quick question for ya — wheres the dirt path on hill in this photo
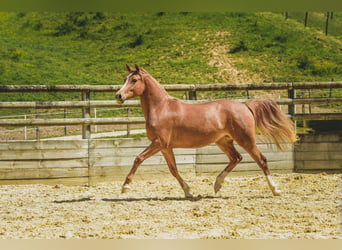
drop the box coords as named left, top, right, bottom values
left=208, top=32, right=265, bottom=84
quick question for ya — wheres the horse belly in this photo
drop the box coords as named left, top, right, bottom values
left=170, top=129, right=224, bottom=148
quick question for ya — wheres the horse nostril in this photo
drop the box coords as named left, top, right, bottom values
left=115, top=94, right=122, bottom=100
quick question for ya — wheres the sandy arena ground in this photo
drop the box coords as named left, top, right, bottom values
left=0, top=173, right=340, bottom=239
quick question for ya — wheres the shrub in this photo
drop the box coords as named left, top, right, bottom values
left=274, top=34, right=288, bottom=43
left=156, top=12, right=165, bottom=17
left=66, top=12, right=88, bottom=27
left=228, top=40, right=248, bottom=53
left=296, top=54, right=311, bottom=70
left=113, top=21, right=132, bottom=31
left=6, top=48, right=25, bottom=61
left=17, top=12, right=26, bottom=18
left=54, top=12, right=94, bottom=36
left=54, top=22, right=76, bottom=36
left=310, top=59, right=339, bottom=76
left=129, top=34, right=144, bottom=48
left=73, top=15, right=89, bottom=27
left=296, top=55, right=340, bottom=76
left=33, top=21, right=43, bottom=31
left=93, top=12, right=105, bottom=20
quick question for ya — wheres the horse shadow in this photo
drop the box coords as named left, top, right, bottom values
left=53, top=197, right=92, bottom=204
left=53, top=195, right=270, bottom=204
left=102, top=195, right=230, bottom=203
left=53, top=195, right=227, bottom=204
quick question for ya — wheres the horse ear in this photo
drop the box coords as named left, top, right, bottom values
left=135, top=64, right=140, bottom=73
left=126, top=64, right=134, bottom=73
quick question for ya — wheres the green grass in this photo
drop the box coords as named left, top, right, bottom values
left=227, top=12, right=342, bottom=82
left=0, top=12, right=341, bottom=121
left=1, top=12, right=341, bottom=88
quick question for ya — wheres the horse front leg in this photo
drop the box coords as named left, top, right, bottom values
left=214, top=137, right=242, bottom=194
left=121, top=140, right=162, bottom=193
left=162, top=148, right=193, bottom=198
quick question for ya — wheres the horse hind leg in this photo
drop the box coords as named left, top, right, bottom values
left=243, top=144, right=281, bottom=196
left=214, top=138, right=242, bottom=194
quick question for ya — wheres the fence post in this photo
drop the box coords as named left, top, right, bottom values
left=24, top=115, right=27, bottom=140
left=36, top=112, right=40, bottom=141
left=288, top=84, right=297, bottom=129
left=187, top=90, right=197, bottom=100
left=325, top=12, right=330, bottom=36
left=94, top=108, right=97, bottom=133
left=304, top=12, right=308, bottom=27
left=82, top=90, right=91, bottom=139
left=126, top=107, right=131, bottom=137
left=64, top=108, right=67, bottom=136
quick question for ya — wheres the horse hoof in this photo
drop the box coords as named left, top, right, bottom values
left=214, top=182, right=222, bottom=194
left=272, top=189, right=282, bottom=196
left=185, top=193, right=194, bottom=199
left=121, top=184, right=131, bottom=194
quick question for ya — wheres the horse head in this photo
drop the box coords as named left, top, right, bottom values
left=115, top=64, right=146, bottom=104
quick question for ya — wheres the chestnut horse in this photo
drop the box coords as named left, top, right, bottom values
left=116, top=65, right=296, bottom=198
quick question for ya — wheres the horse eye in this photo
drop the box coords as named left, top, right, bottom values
left=131, top=79, right=137, bottom=83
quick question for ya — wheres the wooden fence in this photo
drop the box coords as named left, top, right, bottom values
left=0, top=137, right=294, bottom=185
left=0, top=82, right=341, bottom=185
left=294, top=133, right=342, bottom=172
left=0, top=82, right=342, bottom=139
left=0, top=133, right=340, bottom=185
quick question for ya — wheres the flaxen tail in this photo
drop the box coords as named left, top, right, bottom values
left=246, top=99, right=297, bottom=150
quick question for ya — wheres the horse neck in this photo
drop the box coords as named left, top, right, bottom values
left=140, top=75, right=170, bottom=118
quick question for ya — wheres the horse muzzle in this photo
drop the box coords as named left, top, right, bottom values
left=115, top=93, right=126, bottom=104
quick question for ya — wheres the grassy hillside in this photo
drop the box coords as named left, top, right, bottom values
left=0, top=12, right=341, bottom=86
left=0, top=12, right=341, bottom=134
left=0, top=12, right=341, bottom=103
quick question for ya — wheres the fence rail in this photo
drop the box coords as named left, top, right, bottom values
left=0, top=117, right=146, bottom=126
left=0, top=97, right=342, bottom=109
left=1, top=82, right=341, bottom=139
left=0, top=81, right=341, bottom=92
